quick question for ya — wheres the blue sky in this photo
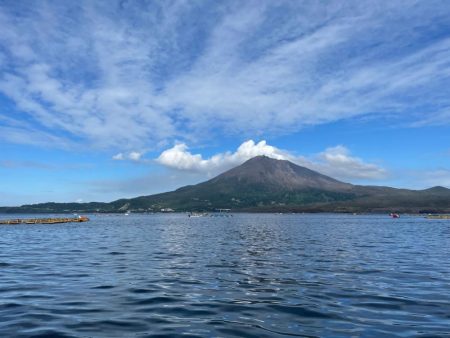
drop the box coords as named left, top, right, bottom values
left=1, top=0, right=450, bottom=206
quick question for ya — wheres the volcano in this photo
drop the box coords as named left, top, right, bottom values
left=2, top=156, right=450, bottom=213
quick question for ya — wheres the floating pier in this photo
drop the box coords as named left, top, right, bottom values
left=0, top=216, right=89, bottom=225
left=426, top=215, right=450, bottom=220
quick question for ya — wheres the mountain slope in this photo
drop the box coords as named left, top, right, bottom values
left=117, top=156, right=358, bottom=210
left=207, top=156, right=353, bottom=191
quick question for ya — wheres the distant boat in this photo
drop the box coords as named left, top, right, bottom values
left=390, top=213, right=400, bottom=218
left=188, top=212, right=207, bottom=218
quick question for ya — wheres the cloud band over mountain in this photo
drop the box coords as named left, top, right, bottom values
left=157, top=140, right=387, bottom=181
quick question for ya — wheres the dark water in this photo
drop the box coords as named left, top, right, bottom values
left=0, top=214, right=449, bottom=337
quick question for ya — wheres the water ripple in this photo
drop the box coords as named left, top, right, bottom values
left=0, top=213, right=449, bottom=337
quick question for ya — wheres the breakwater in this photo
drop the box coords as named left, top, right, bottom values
left=0, top=216, right=89, bottom=225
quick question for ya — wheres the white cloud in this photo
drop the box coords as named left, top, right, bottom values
left=310, top=146, right=388, bottom=180
left=112, top=153, right=124, bottom=160
left=156, top=140, right=387, bottom=182
left=128, top=151, right=142, bottom=161
left=112, top=151, right=143, bottom=161
left=157, top=140, right=289, bottom=174
left=0, top=2, right=449, bottom=150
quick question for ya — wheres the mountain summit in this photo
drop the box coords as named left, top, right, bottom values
left=212, top=155, right=352, bottom=192
left=2, top=156, right=450, bottom=213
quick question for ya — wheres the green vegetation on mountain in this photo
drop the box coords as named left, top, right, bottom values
left=1, top=156, right=450, bottom=213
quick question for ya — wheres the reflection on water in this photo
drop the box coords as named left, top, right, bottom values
left=0, top=213, right=449, bottom=337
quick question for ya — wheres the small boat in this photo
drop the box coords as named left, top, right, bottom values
left=390, top=213, right=400, bottom=218
left=188, top=212, right=207, bottom=218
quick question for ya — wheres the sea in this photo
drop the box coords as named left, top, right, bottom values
left=0, top=213, right=449, bottom=337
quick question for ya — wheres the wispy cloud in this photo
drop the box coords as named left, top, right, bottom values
left=112, top=151, right=143, bottom=161
left=0, top=160, right=54, bottom=170
left=86, top=170, right=206, bottom=199
left=310, top=146, right=387, bottom=181
left=0, top=1, right=449, bottom=150
left=156, top=140, right=387, bottom=182
left=421, top=169, right=450, bottom=188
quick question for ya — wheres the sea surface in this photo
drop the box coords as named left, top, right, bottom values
left=0, top=213, right=449, bottom=337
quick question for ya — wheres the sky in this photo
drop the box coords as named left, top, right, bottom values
left=1, top=0, right=450, bottom=206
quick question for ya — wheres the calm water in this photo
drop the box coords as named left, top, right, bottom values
left=0, top=213, right=449, bottom=337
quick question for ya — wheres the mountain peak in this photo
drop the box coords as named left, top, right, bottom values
left=244, top=154, right=280, bottom=161
left=424, top=186, right=450, bottom=193
left=211, top=155, right=352, bottom=191
left=240, top=154, right=289, bottom=167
